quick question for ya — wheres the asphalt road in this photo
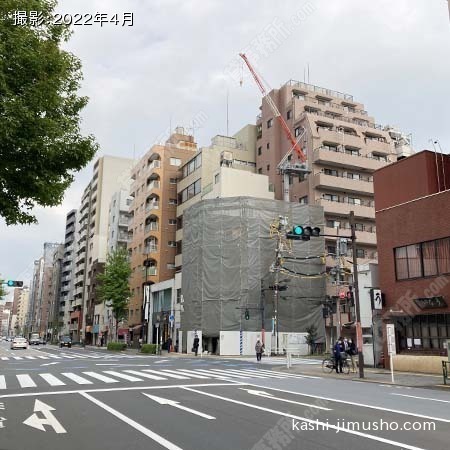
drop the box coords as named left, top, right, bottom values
left=0, top=341, right=449, bottom=450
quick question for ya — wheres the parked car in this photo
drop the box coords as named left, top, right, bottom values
left=29, top=333, right=40, bottom=345
left=11, top=337, right=28, bottom=350
left=59, top=336, right=72, bottom=348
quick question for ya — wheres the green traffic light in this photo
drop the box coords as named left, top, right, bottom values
left=7, top=280, right=14, bottom=287
left=293, top=225, right=304, bottom=235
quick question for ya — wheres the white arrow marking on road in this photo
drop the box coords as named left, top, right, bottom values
left=142, top=393, right=216, bottom=420
left=41, top=362, right=59, bottom=367
left=240, top=389, right=332, bottom=410
left=23, top=399, right=66, bottom=433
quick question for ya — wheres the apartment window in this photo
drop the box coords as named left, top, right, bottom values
left=324, top=169, right=338, bottom=177
left=168, top=241, right=177, bottom=248
left=345, top=148, right=360, bottom=156
left=323, top=194, right=339, bottom=202
left=266, top=165, right=270, bottom=172
left=326, top=220, right=340, bottom=229
left=169, top=178, right=177, bottom=184
left=348, top=197, right=361, bottom=205
left=287, top=110, right=292, bottom=120
left=327, top=246, right=336, bottom=255
left=258, top=168, right=262, bottom=174
left=267, top=118, right=273, bottom=128
left=178, top=179, right=201, bottom=204
left=170, top=158, right=181, bottom=166
left=266, top=142, right=270, bottom=150
left=169, top=198, right=178, bottom=205
left=347, top=172, right=361, bottom=180
left=299, top=196, right=308, bottom=205
left=294, top=127, right=301, bottom=137
left=176, top=289, right=182, bottom=304
left=257, top=146, right=262, bottom=156
left=356, top=249, right=366, bottom=258
left=355, top=223, right=364, bottom=231
left=130, top=310, right=134, bottom=317
left=169, top=219, right=177, bottom=226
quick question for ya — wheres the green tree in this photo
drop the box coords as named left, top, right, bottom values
left=0, top=0, right=98, bottom=225
left=0, top=277, right=7, bottom=301
left=97, top=248, right=131, bottom=341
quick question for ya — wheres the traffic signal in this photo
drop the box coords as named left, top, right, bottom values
left=286, top=226, right=320, bottom=241
left=245, top=309, right=250, bottom=320
left=6, top=280, right=23, bottom=287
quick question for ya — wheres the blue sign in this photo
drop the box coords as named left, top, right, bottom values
left=169, top=315, right=175, bottom=322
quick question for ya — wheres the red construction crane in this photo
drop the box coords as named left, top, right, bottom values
left=239, top=53, right=306, bottom=163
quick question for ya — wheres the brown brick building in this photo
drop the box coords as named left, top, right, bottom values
left=374, top=150, right=450, bottom=369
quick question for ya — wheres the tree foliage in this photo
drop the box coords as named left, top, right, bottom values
left=0, top=277, right=7, bottom=301
left=97, top=248, right=131, bottom=337
left=0, top=0, right=98, bottom=225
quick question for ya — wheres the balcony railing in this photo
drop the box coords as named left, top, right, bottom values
left=147, top=267, right=157, bottom=276
left=147, top=180, right=160, bottom=191
left=145, top=223, right=159, bottom=233
left=117, top=233, right=131, bottom=243
left=148, top=160, right=161, bottom=171
left=145, top=201, right=159, bottom=213
left=118, top=217, right=129, bottom=226
left=143, top=245, right=158, bottom=254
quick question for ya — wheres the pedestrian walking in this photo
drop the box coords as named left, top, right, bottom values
left=255, top=339, right=263, bottom=362
left=333, top=338, right=344, bottom=374
left=193, top=334, right=200, bottom=356
left=100, top=336, right=104, bottom=347
left=167, top=337, right=172, bottom=353
left=348, top=338, right=357, bottom=373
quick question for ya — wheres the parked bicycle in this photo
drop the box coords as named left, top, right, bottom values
left=322, top=355, right=350, bottom=374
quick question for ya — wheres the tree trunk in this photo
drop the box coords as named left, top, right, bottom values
left=115, top=317, right=119, bottom=342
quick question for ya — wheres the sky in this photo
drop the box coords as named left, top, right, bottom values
left=1, top=0, right=449, bottom=300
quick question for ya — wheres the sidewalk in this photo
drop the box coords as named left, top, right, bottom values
left=278, top=362, right=449, bottom=391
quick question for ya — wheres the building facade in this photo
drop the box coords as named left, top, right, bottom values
left=374, top=150, right=450, bottom=373
left=14, top=287, right=30, bottom=336
left=127, top=128, right=197, bottom=345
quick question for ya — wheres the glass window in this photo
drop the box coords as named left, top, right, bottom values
left=267, top=118, right=273, bottom=128
left=287, top=110, right=292, bottom=120
left=422, top=241, right=438, bottom=276
left=170, top=158, right=181, bottom=166
left=406, top=244, right=422, bottom=278
left=395, top=247, right=408, bottom=280
left=436, top=237, right=450, bottom=274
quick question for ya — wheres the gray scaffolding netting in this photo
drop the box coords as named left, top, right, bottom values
left=181, top=197, right=326, bottom=342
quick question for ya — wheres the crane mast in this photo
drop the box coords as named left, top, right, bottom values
left=239, top=53, right=310, bottom=201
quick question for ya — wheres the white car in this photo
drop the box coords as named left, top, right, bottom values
left=11, top=337, right=28, bottom=350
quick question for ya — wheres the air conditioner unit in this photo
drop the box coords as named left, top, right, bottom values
left=220, top=151, right=233, bottom=167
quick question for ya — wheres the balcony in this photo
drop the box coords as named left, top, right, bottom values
left=147, top=180, right=160, bottom=192
left=117, top=232, right=131, bottom=243
left=147, top=267, right=157, bottom=276
left=73, top=285, right=84, bottom=297
left=118, top=216, right=129, bottom=226
left=313, top=146, right=391, bottom=172
left=145, top=201, right=159, bottom=213
left=143, top=245, right=158, bottom=254
left=313, top=172, right=373, bottom=195
left=317, top=198, right=375, bottom=219
left=317, top=128, right=362, bottom=148
left=65, top=226, right=75, bottom=235
left=175, top=229, right=183, bottom=242
left=144, top=222, right=159, bottom=234
left=175, top=254, right=182, bottom=267
left=148, top=160, right=161, bottom=171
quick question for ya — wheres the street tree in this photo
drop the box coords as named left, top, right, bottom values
left=0, top=277, right=7, bottom=301
left=97, top=248, right=131, bottom=341
left=0, top=0, right=98, bottom=225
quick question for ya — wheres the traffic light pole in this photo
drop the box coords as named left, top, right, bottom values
left=350, top=211, right=365, bottom=378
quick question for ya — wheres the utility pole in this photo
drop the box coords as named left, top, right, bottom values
left=350, top=211, right=365, bottom=378
left=335, top=226, right=341, bottom=338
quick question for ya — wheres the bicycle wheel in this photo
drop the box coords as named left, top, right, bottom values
left=342, top=359, right=350, bottom=374
left=322, top=358, right=335, bottom=374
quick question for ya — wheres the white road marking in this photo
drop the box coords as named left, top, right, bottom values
left=25, top=356, right=36, bottom=360
left=124, top=370, right=166, bottom=380
left=23, top=399, right=66, bottom=434
left=244, top=383, right=450, bottom=423
left=156, top=370, right=190, bottom=380
left=17, top=374, right=37, bottom=388
left=174, top=370, right=210, bottom=379
left=41, top=362, right=59, bottom=367
left=192, top=369, right=229, bottom=379
left=39, top=374, right=66, bottom=386
left=391, top=393, right=450, bottom=403
left=36, top=356, right=50, bottom=359
left=58, top=354, right=76, bottom=359
left=83, top=372, right=120, bottom=383
left=0, top=376, right=6, bottom=390
left=1, top=357, right=8, bottom=360
left=223, top=369, right=268, bottom=379
left=80, top=392, right=184, bottom=450
left=143, top=393, right=216, bottom=420
left=256, top=369, right=320, bottom=379
left=13, top=357, right=23, bottom=360
left=155, top=360, right=169, bottom=364
left=235, top=369, right=285, bottom=379
left=183, top=387, right=427, bottom=450
left=103, top=371, right=143, bottom=382
left=206, top=369, right=249, bottom=379
left=240, top=389, right=332, bottom=410
left=61, top=373, right=93, bottom=385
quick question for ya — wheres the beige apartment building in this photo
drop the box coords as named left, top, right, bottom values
left=72, top=156, right=134, bottom=344
left=15, top=287, right=30, bottom=336
left=127, top=128, right=197, bottom=342
left=256, top=80, right=412, bottom=269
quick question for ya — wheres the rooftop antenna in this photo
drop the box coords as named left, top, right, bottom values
left=307, top=63, right=310, bottom=84
left=169, top=115, right=172, bottom=138
left=435, top=139, right=447, bottom=191
left=430, top=139, right=441, bottom=192
left=226, top=88, right=229, bottom=136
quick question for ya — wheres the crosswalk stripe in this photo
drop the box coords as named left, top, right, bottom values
left=193, top=369, right=230, bottom=378
left=203, top=369, right=248, bottom=379
left=255, top=369, right=303, bottom=378
left=35, top=355, right=50, bottom=359
left=241, top=370, right=288, bottom=378
left=58, top=354, right=76, bottom=359
left=25, top=356, right=36, bottom=360
left=17, top=374, right=37, bottom=388
left=224, top=369, right=270, bottom=379
left=13, top=357, right=23, bottom=360
left=0, top=375, right=6, bottom=389
left=103, top=371, right=143, bottom=382
left=124, top=370, right=166, bottom=380
left=154, top=370, right=190, bottom=380
left=83, top=372, right=120, bottom=383
left=175, top=369, right=210, bottom=379
left=1, top=357, right=8, bottom=360
left=39, top=373, right=66, bottom=386
left=61, top=373, right=93, bottom=385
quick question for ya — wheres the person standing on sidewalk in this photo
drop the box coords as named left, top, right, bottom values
left=333, top=338, right=344, bottom=373
left=255, top=339, right=263, bottom=362
left=193, top=334, right=200, bottom=356
left=348, top=338, right=357, bottom=373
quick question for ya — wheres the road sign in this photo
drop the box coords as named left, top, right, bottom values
left=169, top=315, right=174, bottom=322
left=386, top=324, right=396, bottom=355
left=372, top=289, right=383, bottom=310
